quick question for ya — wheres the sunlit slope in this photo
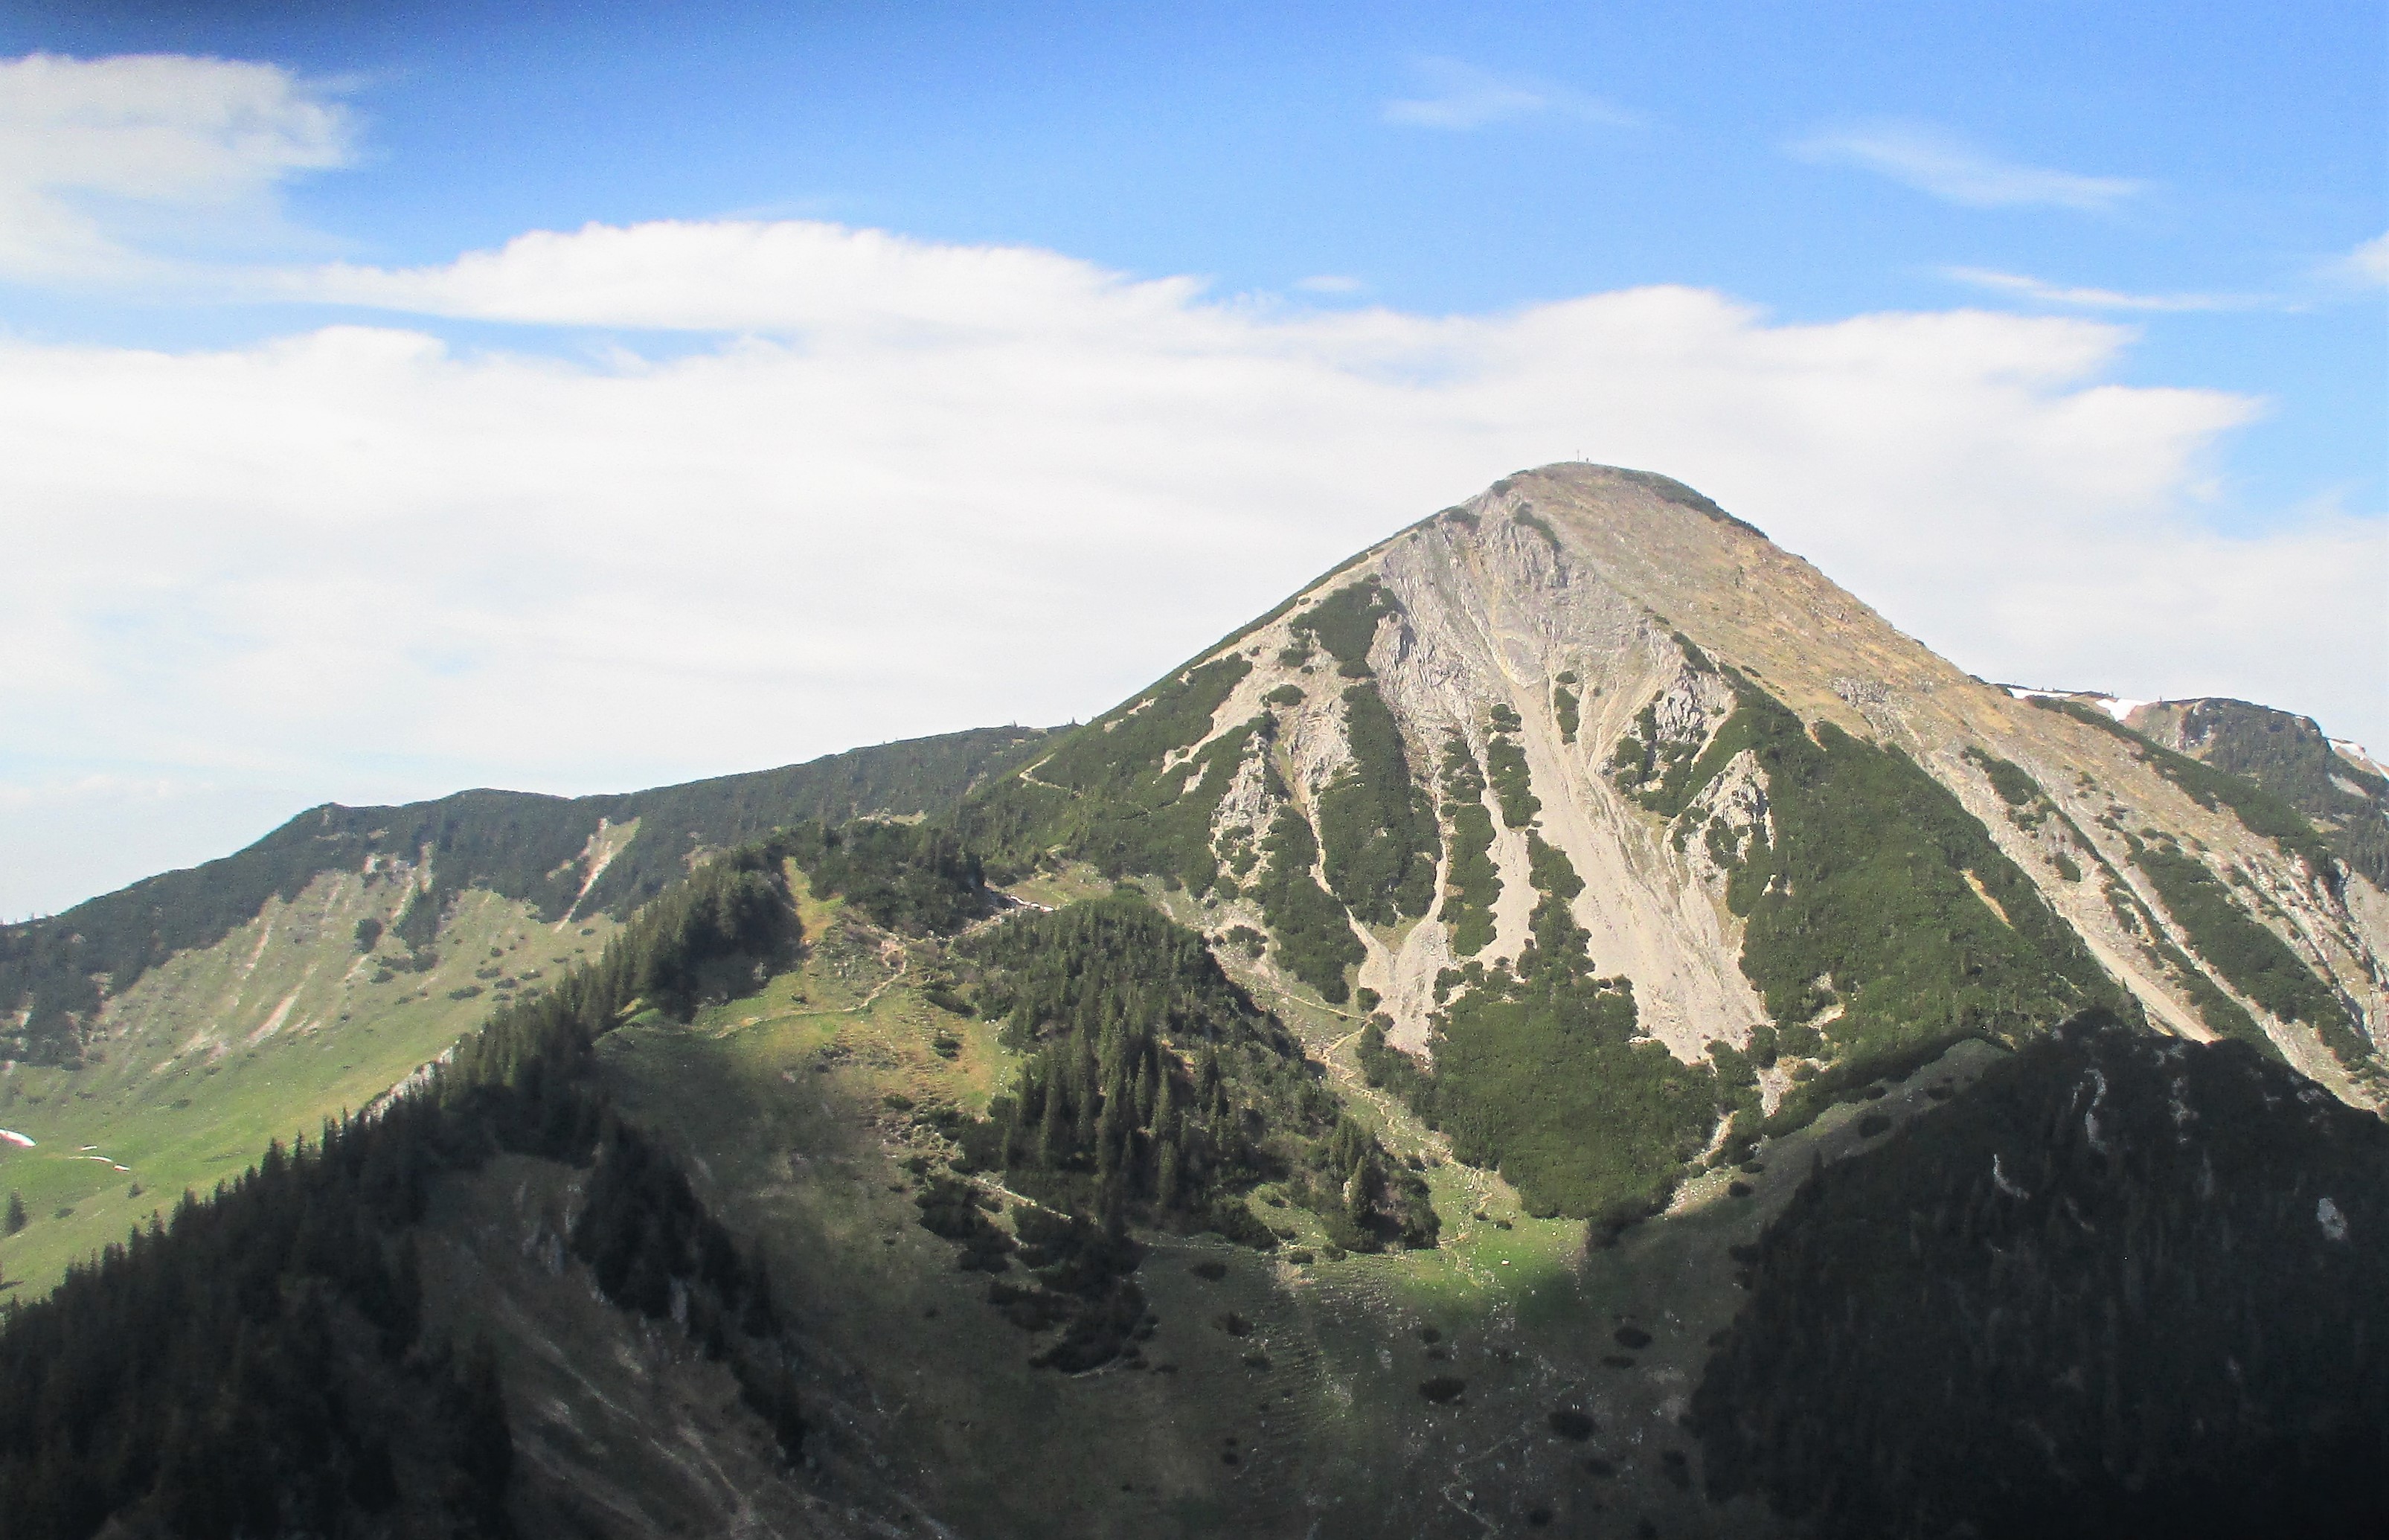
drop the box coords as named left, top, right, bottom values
left=0, top=725, right=1048, bottom=1068
left=0, top=725, right=1045, bottom=1294
left=0, top=874, right=617, bottom=1294
left=2126, top=694, right=2389, bottom=892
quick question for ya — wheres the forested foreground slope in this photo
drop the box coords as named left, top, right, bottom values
left=1696, top=1014, right=2389, bottom=1537
left=0, top=823, right=990, bottom=1539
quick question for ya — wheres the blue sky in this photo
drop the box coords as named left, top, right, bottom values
left=0, top=0, right=2382, bottom=914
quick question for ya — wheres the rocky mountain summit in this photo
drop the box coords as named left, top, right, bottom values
left=975, top=463, right=2383, bottom=1118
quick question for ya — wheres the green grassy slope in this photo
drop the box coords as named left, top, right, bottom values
left=0, top=879, right=617, bottom=1295
left=0, top=728, right=1044, bottom=1294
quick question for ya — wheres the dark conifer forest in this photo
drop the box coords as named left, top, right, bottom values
left=1693, top=1013, right=2389, bottom=1539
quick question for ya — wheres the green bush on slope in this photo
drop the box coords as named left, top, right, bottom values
left=1288, top=579, right=1397, bottom=670
left=2126, top=834, right=2365, bottom=1068
left=1435, top=737, right=1501, bottom=956
left=1316, top=682, right=1440, bottom=924
left=1251, top=806, right=1366, bottom=1003
left=1370, top=827, right=1717, bottom=1227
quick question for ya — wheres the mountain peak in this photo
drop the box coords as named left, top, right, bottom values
left=973, top=463, right=2387, bottom=1145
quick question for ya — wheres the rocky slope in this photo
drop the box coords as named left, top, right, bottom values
left=976, top=463, right=2385, bottom=1158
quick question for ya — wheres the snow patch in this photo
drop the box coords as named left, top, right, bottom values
left=2318, top=1196, right=2348, bottom=1242
left=1999, top=685, right=2148, bottom=722
left=2329, top=738, right=2386, bottom=777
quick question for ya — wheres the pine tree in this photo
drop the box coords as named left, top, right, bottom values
left=1155, top=1138, right=1181, bottom=1209
left=4, top=1190, right=22, bottom=1234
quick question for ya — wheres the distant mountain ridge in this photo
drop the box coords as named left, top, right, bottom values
left=0, top=725, right=1047, bottom=1065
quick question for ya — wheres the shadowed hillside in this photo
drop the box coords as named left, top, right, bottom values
left=1693, top=1014, right=2389, bottom=1538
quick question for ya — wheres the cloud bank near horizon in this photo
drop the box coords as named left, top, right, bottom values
left=4, top=211, right=2382, bottom=916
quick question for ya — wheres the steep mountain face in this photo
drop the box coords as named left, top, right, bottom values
left=966, top=463, right=2386, bottom=1223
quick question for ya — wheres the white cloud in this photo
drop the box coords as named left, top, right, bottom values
left=1383, top=58, right=1636, bottom=131
left=292, top=218, right=1208, bottom=336
left=2, top=217, right=2379, bottom=916
left=2331, top=231, right=2389, bottom=286
left=1943, top=266, right=2254, bottom=312
left=0, top=51, right=351, bottom=281
left=1794, top=122, right=2142, bottom=211
left=1296, top=274, right=1365, bottom=294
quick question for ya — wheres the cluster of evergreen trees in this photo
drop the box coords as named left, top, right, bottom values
left=776, top=818, right=994, bottom=935
left=913, top=896, right=1432, bottom=1366
left=0, top=1102, right=510, bottom=1539
left=963, top=896, right=1426, bottom=1240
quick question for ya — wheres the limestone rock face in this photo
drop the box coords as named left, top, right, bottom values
left=1099, top=463, right=2386, bottom=1104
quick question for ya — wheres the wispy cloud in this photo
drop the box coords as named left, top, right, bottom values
left=1383, top=58, right=1636, bottom=131
left=2329, top=231, right=2389, bottom=287
left=1943, top=266, right=2257, bottom=312
left=1295, top=274, right=1364, bottom=295
left=1794, top=121, right=2141, bottom=211
left=0, top=51, right=353, bottom=282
